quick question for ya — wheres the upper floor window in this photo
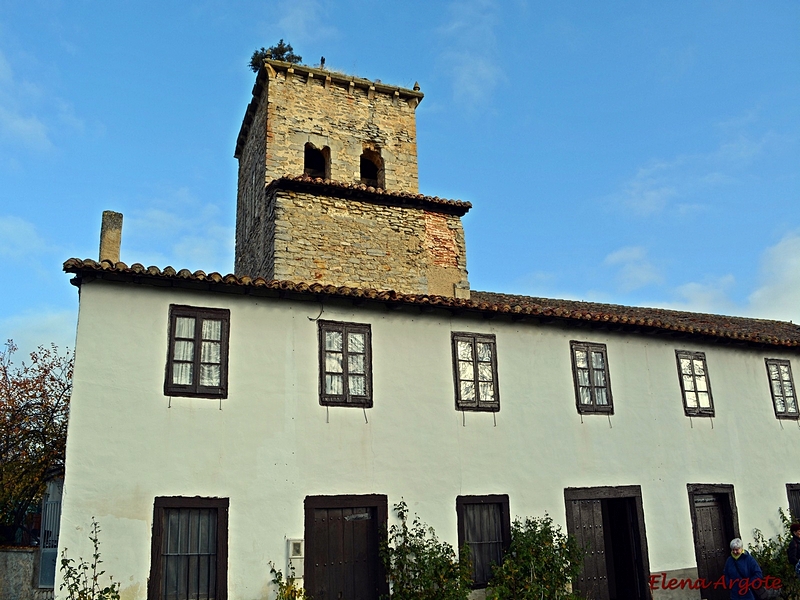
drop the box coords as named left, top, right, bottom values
left=360, top=148, right=384, bottom=188
left=304, top=143, right=329, bottom=179
left=456, top=495, right=510, bottom=588
left=165, top=306, right=230, bottom=398
left=570, top=341, right=613, bottom=414
left=765, top=359, right=799, bottom=419
left=676, top=350, right=713, bottom=417
left=451, top=333, right=500, bottom=412
left=318, top=320, right=372, bottom=407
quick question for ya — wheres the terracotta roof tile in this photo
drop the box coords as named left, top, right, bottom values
left=63, top=258, right=800, bottom=349
left=268, top=175, right=471, bottom=215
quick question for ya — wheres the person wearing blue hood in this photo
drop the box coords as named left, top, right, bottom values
left=723, top=538, right=763, bottom=600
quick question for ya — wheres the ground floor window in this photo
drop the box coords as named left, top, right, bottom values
left=148, top=497, right=228, bottom=600
left=456, top=495, right=510, bottom=588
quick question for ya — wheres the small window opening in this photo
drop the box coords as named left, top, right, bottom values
left=360, top=149, right=384, bottom=188
left=304, top=144, right=329, bottom=179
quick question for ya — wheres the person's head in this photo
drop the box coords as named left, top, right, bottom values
left=730, top=538, right=744, bottom=557
left=791, top=523, right=800, bottom=538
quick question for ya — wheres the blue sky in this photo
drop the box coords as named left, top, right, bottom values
left=1, top=0, right=799, bottom=359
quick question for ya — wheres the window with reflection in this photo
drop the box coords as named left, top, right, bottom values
left=765, top=359, right=799, bottom=419
left=570, top=341, right=613, bottom=414
left=318, top=320, right=372, bottom=407
left=452, top=333, right=499, bottom=412
left=165, top=306, right=230, bottom=398
left=676, top=350, right=714, bottom=417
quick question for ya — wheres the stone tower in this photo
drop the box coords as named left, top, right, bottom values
left=234, top=59, right=470, bottom=298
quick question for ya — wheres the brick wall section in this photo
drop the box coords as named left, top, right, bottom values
left=237, top=187, right=469, bottom=297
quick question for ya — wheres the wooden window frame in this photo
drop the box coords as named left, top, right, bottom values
left=787, top=484, right=800, bottom=521
left=570, top=341, right=613, bottom=415
left=318, top=320, right=373, bottom=408
left=451, top=332, right=500, bottom=412
left=765, top=359, right=799, bottom=419
left=675, top=351, right=714, bottom=417
left=147, top=496, right=229, bottom=600
left=456, top=495, right=511, bottom=589
left=164, top=305, right=230, bottom=399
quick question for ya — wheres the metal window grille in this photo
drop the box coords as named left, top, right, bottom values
left=161, top=508, right=218, bottom=600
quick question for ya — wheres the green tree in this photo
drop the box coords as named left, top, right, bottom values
left=748, top=508, right=800, bottom=600
left=0, top=340, right=72, bottom=544
left=249, top=39, right=302, bottom=72
left=487, top=514, right=583, bottom=600
left=380, top=501, right=472, bottom=600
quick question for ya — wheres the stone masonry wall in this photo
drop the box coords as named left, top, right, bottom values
left=260, top=66, right=420, bottom=193
left=235, top=80, right=270, bottom=278
left=257, top=188, right=469, bottom=296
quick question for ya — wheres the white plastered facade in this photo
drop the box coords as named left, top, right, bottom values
left=56, top=278, right=800, bottom=599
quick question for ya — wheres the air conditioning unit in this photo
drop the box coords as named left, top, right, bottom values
left=287, top=539, right=304, bottom=579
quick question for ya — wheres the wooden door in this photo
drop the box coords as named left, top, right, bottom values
left=304, top=495, right=388, bottom=600
left=692, top=494, right=730, bottom=600
left=569, top=498, right=609, bottom=600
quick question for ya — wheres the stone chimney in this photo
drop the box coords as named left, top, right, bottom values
left=99, top=211, right=123, bottom=263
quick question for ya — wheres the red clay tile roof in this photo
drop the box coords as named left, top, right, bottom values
left=63, top=258, right=800, bottom=349
left=269, top=175, right=471, bottom=215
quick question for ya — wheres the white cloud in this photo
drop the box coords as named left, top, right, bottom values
left=667, top=275, right=738, bottom=315
left=610, top=110, right=774, bottom=216
left=747, top=232, right=800, bottom=323
left=436, top=0, right=505, bottom=109
left=124, top=188, right=234, bottom=274
left=0, top=50, right=53, bottom=151
left=603, top=246, right=663, bottom=292
left=0, top=308, right=77, bottom=362
left=272, top=0, right=337, bottom=47
left=0, top=215, right=48, bottom=258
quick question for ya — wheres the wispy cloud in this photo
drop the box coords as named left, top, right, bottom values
left=747, top=232, right=800, bottom=323
left=0, top=215, right=49, bottom=258
left=603, top=246, right=663, bottom=292
left=610, top=112, right=775, bottom=216
left=0, top=308, right=77, bottom=361
left=270, top=0, right=337, bottom=47
left=436, top=0, right=505, bottom=109
left=0, top=50, right=52, bottom=151
left=125, top=188, right=234, bottom=274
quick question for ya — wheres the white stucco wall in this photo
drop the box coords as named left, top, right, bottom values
left=57, top=280, right=800, bottom=599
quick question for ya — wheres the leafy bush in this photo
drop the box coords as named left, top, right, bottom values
left=748, top=508, right=800, bottom=600
left=380, top=501, right=472, bottom=600
left=269, top=561, right=308, bottom=600
left=487, top=514, right=583, bottom=600
left=59, top=518, right=120, bottom=600
left=250, top=40, right=302, bottom=71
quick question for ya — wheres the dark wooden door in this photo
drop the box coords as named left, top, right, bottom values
left=304, top=495, right=387, bottom=600
left=692, top=495, right=731, bottom=600
left=569, top=498, right=609, bottom=600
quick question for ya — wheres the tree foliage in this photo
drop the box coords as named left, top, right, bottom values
left=487, top=514, right=583, bottom=600
left=748, top=508, right=800, bottom=600
left=380, top=501, right=472, bottom=600
left=0, top=340, right=72, bottom=544
left=249, top=39, right=302, bottom=72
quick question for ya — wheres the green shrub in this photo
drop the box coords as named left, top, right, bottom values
left=487, top=514, right=583, bottom=600
left=59, top=518, right=120, bottom=600
left=380, top=501, right=472, bottom=600
left=269, top=561, right=308, bottom=600
left=748, top=508, right=800, bottom=600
